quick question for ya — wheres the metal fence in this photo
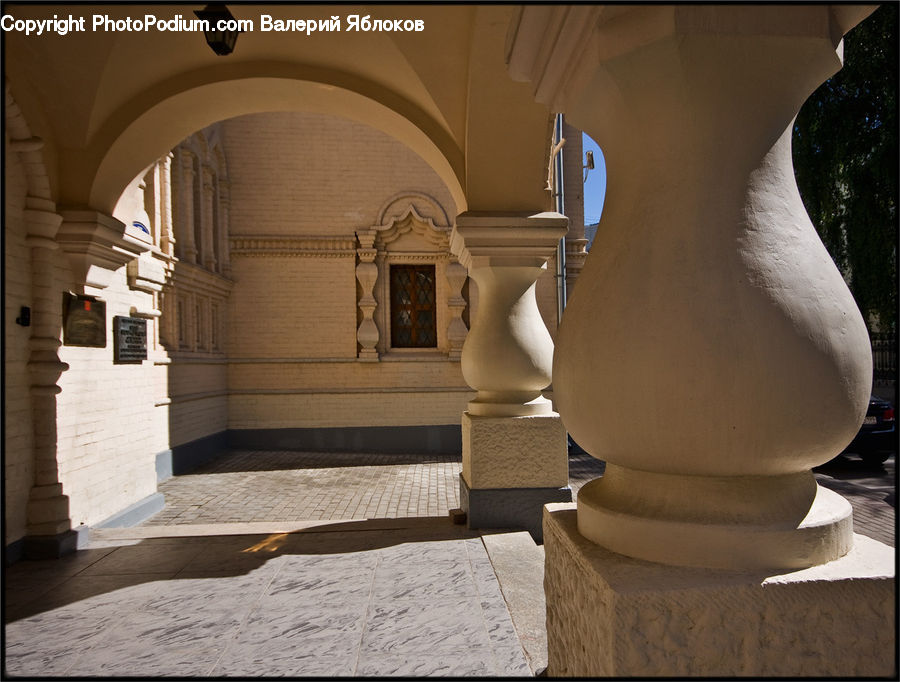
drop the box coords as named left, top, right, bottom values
left=872, top=332, right=897, bottom=385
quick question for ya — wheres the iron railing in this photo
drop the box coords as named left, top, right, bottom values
left=872, top=332, right=897, bottom=385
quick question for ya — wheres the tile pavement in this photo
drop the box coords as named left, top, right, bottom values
left=145, top=451, right=462, bottom=525
left=4, top=449, right=894, bottom=678
left=146, top=449, right=894, bottom=547
left=4, top=525, right=532, bottom=677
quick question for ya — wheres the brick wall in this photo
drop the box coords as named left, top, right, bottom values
left=4, top=137, right=35, bottom=546
left=224, top=111, right=457, bottom=234
left=56, top=263, right=163, bottom=527
left=221, top=111, right=476, bottom=429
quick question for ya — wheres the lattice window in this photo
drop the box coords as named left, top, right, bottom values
left=390, top=264, right=436, bottom=348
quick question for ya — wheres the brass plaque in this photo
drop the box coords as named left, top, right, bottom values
left=62, top=293, right=106, bottom=347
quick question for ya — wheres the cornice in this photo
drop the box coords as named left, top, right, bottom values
left=230, top=234, right=357, bottom=258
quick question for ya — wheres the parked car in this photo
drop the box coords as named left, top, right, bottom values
left=840, top=395, right=896, bottom=466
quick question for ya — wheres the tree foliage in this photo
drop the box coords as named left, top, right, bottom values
left=792, top=4, right=898, bottom=332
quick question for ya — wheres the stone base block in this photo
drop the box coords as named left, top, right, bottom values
left=23, top=529, right=79, bottom=560
left=462, top=411, right=567, bottom=489
left=544, top=504, right=896, bottom=677
left=461, top=475, right=571, bottom=542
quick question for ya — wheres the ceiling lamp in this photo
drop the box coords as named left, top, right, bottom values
left=194, top=3, right=241, bottom=56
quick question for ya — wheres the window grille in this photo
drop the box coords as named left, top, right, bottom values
left=390, top=264, right=437, bottom=348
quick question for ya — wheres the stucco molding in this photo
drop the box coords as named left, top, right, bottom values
left=56, top=210, right=152, bottom=291
left=229, top=235, right=357, bottom=258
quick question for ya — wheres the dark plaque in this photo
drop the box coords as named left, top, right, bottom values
left=113, top=316, right=147, bottom=364
left=63, top=293, right=106, bottom=347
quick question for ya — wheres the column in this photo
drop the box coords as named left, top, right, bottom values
left=200, top=165, right=217, bottom=272
left=158, top=152, right=176, bottom=259
left=444, top=259, right=468, bottom=360
left=175, top=148, right=198, bottom=264
left=561, top=121, right=588, bottom=293
left=23, top=196, right=75, bottom=558
left=450, top=211, right=570, bottom=540
left=509, top=5, right=893, bottom=676
left=217, top=179, right=232, bottom=277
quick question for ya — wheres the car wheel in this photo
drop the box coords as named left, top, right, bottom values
left=860, top=452, right=890, bottom=466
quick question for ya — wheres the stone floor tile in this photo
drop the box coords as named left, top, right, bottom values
left=219, top=604, right=368, bottom=663
left=371, top=555, right=477, bottom=601
left=78, top=542, right=207, bottom=577
left=265, top=553, right=377, bottom=605
left=360, top=596, right=491, bottom=655
left=62, top=607, right=245, bottom=676
left=355, top=646, right=500, bottom=677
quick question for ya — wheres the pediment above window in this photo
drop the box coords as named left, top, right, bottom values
left=369, top=193, right=452, bottom=249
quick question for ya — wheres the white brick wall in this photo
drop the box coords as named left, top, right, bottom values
left=4, top=138, right=35, bottom=546
left=56, top=265, right=163, bottom=527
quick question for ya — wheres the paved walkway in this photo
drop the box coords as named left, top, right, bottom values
left=813, top=453, right=896, bottom=547
left=5, top=521, right=532, bottom=677
left=145, top=451, right=463, bottom=525
left=147, top=449, right=894, bottom=547
left=4, top=450, right=894, bottom=678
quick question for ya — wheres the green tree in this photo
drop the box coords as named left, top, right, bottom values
left=793, top=4, right=898, bottom=333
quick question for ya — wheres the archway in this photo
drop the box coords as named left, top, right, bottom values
left=90, top=72, right=467, bottom=217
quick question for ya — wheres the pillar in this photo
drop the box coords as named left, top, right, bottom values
left=23, top=196, right=75, bottom=559
left=158, top=152, right=176, bottom=259
left=200, top=165, right=217, bottom=272
left=445, top=259, right=468, bottom=360
left=450, top=211, right=571, bottom=541
left=508, top=4, right=893, bottom=676
left=175, top=148, right=198, bottom=264
left=217, top=179, right=232, bottom=278
left=561, top=121, right=589, bottom=293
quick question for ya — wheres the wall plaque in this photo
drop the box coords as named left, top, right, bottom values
left=63, top=293, right=106, bottom=347
left=113, top=316, right=147, bottom=364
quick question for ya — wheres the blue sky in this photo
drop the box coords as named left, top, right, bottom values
left=582, top=132, right=606, bottom=226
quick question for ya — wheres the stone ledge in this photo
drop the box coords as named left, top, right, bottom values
left=94, top=493, right=166, bottom=529
left=543, top=504, right=895, bottom=677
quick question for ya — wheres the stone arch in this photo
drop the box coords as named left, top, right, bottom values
left=88, top=73, right=466, bottom=218
left=5, top=82, right=54, bottom=203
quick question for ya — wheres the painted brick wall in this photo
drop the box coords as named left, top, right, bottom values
left=4, top=138, right=35, bottom=546
left=56, top=263, right=163, bottom=527
left=224, top=111, right=457, bottom=234
left=221, top=111, right=475, bottom=429
left=228, top=256, right=358, bottom=358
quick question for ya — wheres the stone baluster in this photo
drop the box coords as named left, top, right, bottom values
left=355, top=230, right=379, bottom=361
left=444, top=259, right=468, bottom=360
left=507, top=5, right=893, bottom=676
left=450, top=211, right=570, bottom=540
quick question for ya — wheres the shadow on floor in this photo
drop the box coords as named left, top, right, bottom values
left=4, top=516, right=482, bottom=623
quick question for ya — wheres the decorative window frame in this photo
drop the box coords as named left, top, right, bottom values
left=354, top=193, right=468, bottom=362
